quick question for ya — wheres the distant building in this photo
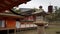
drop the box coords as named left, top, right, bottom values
left=19, top=8, right=35, bottom=16
left=48, top=5, right=53, bottom=13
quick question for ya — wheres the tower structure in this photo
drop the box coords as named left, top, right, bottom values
left=48, top=5, right=53, bottom=13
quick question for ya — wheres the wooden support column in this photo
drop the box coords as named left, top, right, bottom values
left=14, top=28, right=16, bottom=34
left=7, top=29, right=9, bottom=34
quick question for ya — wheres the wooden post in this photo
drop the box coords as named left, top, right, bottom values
left=7, top=29, right=9, bottom=34
left=14, top=28, right=16, bottom=34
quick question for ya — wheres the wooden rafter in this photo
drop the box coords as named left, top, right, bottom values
left=0, top=0, right=31, bottom=12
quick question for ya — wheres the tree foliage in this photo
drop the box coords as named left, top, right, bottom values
left=45, top=6, right=60, bottom=22
left=12, top=8, right=21, bottom=14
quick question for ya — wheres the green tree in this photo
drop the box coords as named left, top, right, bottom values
left=45, top=6, right=60, bottom=22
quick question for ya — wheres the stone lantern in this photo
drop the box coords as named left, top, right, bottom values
left=33, top=16, right=48, bottom=34
left=32, top=6, right=48, bottom=34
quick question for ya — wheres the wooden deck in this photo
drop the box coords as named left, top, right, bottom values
left=0, top=28, right=16, bottom=30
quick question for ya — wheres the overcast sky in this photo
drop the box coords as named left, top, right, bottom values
left=18, top=0, right=60, bottom=12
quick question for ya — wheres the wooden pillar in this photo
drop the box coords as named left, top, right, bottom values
left=14, top=28, right=16, bottom=34
left=7, top=29, right=9, bottom=34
